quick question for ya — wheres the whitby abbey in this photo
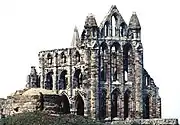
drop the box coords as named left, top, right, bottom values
left=0, top=5, right=178, bottom=125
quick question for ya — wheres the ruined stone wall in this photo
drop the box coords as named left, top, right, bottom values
left=24, top=5, right=163, bottom=122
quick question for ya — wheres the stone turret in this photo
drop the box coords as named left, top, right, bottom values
left=129, top=12, right=141, bottom=29
left=71, top=26, right=81, bottom=48
left=26, top=66, right=40, bottom=88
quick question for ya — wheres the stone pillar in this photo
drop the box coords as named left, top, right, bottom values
left=39, top=52, right=45, bottom=88
left=90, top=49, right=99, bottom=119
left=53, top=53, right=58, bottom=91
left=156, top=96, right=161, bottom=118
left=134, top=49, right=143, bottom=118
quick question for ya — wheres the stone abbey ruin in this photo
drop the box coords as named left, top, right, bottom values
left=0, top=5, right=178, bottom=125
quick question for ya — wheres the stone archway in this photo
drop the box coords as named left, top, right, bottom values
left=111, top=89, right=120, bottom=119
left=75, top=94, right=84, bottom=116
left=59, top=94, right=70, bottom=114
left=124, top=90, right=131, bottom=119
left=144, top=95, right=150, bottom=119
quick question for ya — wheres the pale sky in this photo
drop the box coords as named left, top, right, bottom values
left=0, top=0, right=179, bottom=120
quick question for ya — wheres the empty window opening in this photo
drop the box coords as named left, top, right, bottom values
left=100, top=69, right=106, bottom=81
left=61, top=52, right=66, bottom=63
left=123, top=44, right=131, bottom=82
left=112, top=16, right=116, bottom=36
left=100, top=89, right=107, bottom=120
left=124, top=71, right=128, bottom=82
left=120, top=23, right=126, bottom=37
left=59, top=95, right=70, bottom=114
left=104, top=22, right=109, bottom=37
left=45, top=72, right=53, bottom=90
left=111, top=89, right=119, bottom=119
left=58, top=70, right=67, bottom=90
left=144, top=95, right=150, bottom=119
left=76, top=94, right=84, bottom=116
left=73, top=69, right=82, bottom=88
left=47, top=53, right=52, bottom=65
left=124, top=90, right=130, bottom=119
left=75, top=51, right=80, bottom=63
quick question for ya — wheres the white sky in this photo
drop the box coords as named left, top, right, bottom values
left=0, top=0, right=179, bottom=120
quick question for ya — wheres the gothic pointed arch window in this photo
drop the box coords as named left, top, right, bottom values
left=111, top=88, right=120, bottom=119
left=100, top=89, right=107, bottom=120
left=59, top=94, right=70, bottom=114
left=104, top=21, right=109, bottom=37
left=57, top=70, right=67, bottom=90
left=75, top=51, right=80, bottom=63
left=75, top=94, right=84, bottom=116
left=124, top=90, right=131, bottom=119
left=73, top=69, right=82, bottom=88
left=47, top=53, right=52, bottom=65
left=100, top=42, right=108, bottom=82
left=123, top=43, right=132, bottom=82
left=61, top=52, right=66, bottom=63
left=120, top=22, right=126, bottom=37
left=45, top=71, right=53, bottom=90
left=111, top=42, right=120, bottom=81
left=112, top=15, right=117, bottom=36
left=143, top=94, right=150, bottom=119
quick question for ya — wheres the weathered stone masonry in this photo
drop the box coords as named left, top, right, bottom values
left=2, top=5, right=166, bottom=123
left=25, top=5, right=162, bottom=120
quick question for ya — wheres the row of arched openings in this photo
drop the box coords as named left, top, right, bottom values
left=45, top=51, right=81, bottom=65
left=100, top=89, right=132, bottom=120
left=58, top=94, right=84, bottom=116
left=100, top=42, right=132, bottom=83
left=45, top=69, right=83, bottom=90
left=102, top=15, right=126, bottom=37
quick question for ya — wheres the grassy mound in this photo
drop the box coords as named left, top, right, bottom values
left=0, top=111, right=103, bottom=125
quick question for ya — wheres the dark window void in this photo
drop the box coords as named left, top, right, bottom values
left=100, top=69, right=106, bottom=81
left=100, top=89, right=107, bottom=120
left=57, top=70, right=67, bottom=90
left=111, top=89, right=119, bottom=119
left=104, top=21, right=109, bottom=37
left=111, top=43, right=120, bottom=81
left=45, top=72, right=53, bottom=90
left=144, top=95, right=150, bottom=119
left=124, top=90, right=130, bottom=119
left=61, top=52, right=66, bottom=63
left=120, top=23, right=126, bottom=37
left=73, top=69, right=82, bottom=88
left=100, top=42, right=108, bottom=82
left=123, top=43, right=132, bottom=82
left=75, top=51, right=80, bottom=63
left=47, top=53, right=52, bottom=65
left=59, top=94, right=70, bottom=114
left=76, top=94, right=84, bottom=116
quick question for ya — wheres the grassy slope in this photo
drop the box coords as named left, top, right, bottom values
left=0, top=111, right=103, bottom=125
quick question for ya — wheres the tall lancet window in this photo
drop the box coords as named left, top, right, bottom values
left=124, top=90, right=131, bottom=119
left=111, top=42, right=120, bottom=81
left=75, top=51, right=80, bottom=63
left=73, top=69, right=82, bottom=88
left=61, top=52, right=66, bottom=63
left=120, top=22, right=126, bottom=37
left=112, top=15, right=117, bottom=36
left=123, top=43, right=132, bottom=82
left=57, top=70, right=67, bottom=90
left=104, top=21, right=109, bottom=37
left=47, top=53, right=52, bottom=65
left=100, top=42, right=108, bottom=82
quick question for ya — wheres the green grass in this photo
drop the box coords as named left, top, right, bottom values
left=0, top=111, right=103, bottom=125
